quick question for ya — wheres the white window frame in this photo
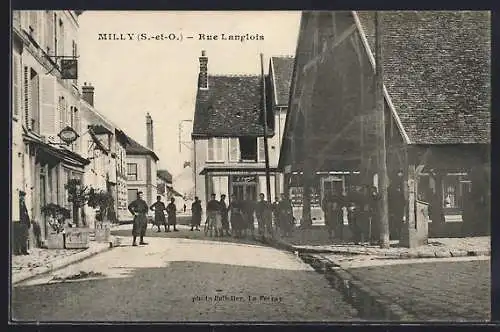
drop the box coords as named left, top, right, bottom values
left=207, top=138, right=225, bottom=163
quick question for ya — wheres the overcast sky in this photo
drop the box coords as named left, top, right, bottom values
left=78, top=11, right=301, bottom=177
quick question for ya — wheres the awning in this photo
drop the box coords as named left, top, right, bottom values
left=89, top=127, right=110, bottom=155
left=23, top=131, right=90, bottom=168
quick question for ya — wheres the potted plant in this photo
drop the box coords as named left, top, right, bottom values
left=65, top=178, right=90, bottom=227
left=63, top=179, right=91, bottom=249
left=88, top=189, right=115, bottom=242
left=41, top=203, right=71, bottom=249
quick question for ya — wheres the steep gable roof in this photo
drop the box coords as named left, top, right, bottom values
left=157, top=169, right=173, bottom=183
left=192, top=75, right=272, bottom=138
left=125, top=134, right=159, bottom=161
left=355, top=11, right=491, bottom=145
left=270, top=56, right=295, bottom=106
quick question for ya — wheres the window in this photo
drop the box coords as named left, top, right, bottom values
left=127, top=163, right=138, bottom=181
left=207, top=138, right=225, bottom=162
left=28, top=11, right=39, bottom=42
left=57, top=18, right=64, bottom=59
left=239, top=137, right=257, bottom=162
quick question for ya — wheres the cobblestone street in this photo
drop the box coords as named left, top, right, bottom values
left=12, top=233, right=360, bottom=322
left=345, top=259, right=491, bottom=321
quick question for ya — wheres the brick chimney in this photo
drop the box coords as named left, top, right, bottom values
left=198, top=50, right=208, bottom=90
left=146, top=112, right=154, bottom=150
left=82, top=82, right=95, bottom=106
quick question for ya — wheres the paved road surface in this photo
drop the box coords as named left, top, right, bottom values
left=12, top=235, right=360, bottom=322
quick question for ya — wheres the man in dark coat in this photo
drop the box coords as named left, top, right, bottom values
left=190, top=196, right=202, bottom=231
left=206, top=193, right=221, bottom=237
left=15, top=191, right=31, bottom=255
left=166, top=197, right=179, bottom=232
left=219, top=194, right=230, bottom=236
left=150, top=195, right=166, bottom=232
left=368, top=186, right=381, bottom=244
left=128, top=191, right=149, bottom=246
left=255, top=193, right=273, bottom=238
left=278, top=193, right=293, bottom=237
left=228, top=194, right=244, bottom=238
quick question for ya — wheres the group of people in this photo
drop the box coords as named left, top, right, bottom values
left=128, top=192, right=179, bottom=246
left=189, top=193, right=296, bottom=239
left=321, top=184, right=406, bottom=245
left=321, top=185, right=380, bottom=245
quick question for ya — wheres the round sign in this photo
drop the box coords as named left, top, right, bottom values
left=58, top=126, right=79, bottom=145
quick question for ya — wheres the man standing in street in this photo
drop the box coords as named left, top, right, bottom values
left=166, top=197, right=179, bottom=232
left=219, top=194, right=230, bottom=237
left=190, top=196, right=202, bottom=231
left=206, top=193, right=221, bottom=237
left=255, top=193, right=272, bottom=238
left=278, top=193, right=293, bottom=237
left=150, top=195, right=166, bottom=232
left=128, top=191, right=149, bottom=246
left=15, top=191, right=31, bottom=255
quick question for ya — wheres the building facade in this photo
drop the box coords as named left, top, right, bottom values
left=12, top=10, right=89, bottom=244
left=192, top=51, right=292, bottom=208
left=125, top=114, right=159, bottom=219
left=279, top=11, right=491, bottom=238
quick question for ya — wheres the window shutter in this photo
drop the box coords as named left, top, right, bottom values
left=65, top=99, right=70, bottom=127
left=217, top=138, right=225, bottom=161
left=40, top=75, right=56, bottom=136
left=258, top=137, right=265, bottom=162
left=31, top=73, right=40, bottom=133
left=207, top=138, right=214, bottom=161
left=45, top=11, right=54, bottom=55
left=229, top=138, right=239, bottom=162
left=12, top=54, right=20, bottom=118
left=23, top=66, right=31, bottom=130
left=59, top=97, right=65, bottom=130
left=74, top=108, right=81, bottom=153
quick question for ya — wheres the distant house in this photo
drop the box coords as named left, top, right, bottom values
left=192, top=51, right=290, bottom=206
left=279, top=11, right=490, bottom=238
left=125, top=113, right=159, bottom=217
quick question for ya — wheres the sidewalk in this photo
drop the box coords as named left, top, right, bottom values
left=270, top=226, right=490, bottom=258
left=12, top=237, right=120, bottom=285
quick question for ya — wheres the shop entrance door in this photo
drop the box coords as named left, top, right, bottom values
left=231, top=175, right=258, bottom=202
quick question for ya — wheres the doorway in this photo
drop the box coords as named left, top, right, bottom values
left=40, top=174, right=47, bottom=241
left=231, top=175, right=258, bottom=202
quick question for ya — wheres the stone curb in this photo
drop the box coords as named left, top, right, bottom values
left=259, top=236, right=488, bottom=321
left=12, top=237, right=118, bottom=286
left=300, top=252, right=417, bottom=321
left=270, top=237, right=490, bottom=259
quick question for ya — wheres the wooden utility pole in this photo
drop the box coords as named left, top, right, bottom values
left=375, top=11, right=390, bottom=248
left=260, top=53, right=272, bottom=203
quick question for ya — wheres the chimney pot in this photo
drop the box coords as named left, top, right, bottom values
left=201, top=50, right=206, bottom=56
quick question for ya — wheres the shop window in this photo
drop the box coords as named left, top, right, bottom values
left=442, top=173, right=471, bottom=221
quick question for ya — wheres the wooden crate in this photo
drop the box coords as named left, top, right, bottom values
left=64, top=228, right=90, bottom=249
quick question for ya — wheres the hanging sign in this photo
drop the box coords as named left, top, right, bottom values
left=60, top=59, right=78, bottom=80
left=58, top=126, right=79, bottom=145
